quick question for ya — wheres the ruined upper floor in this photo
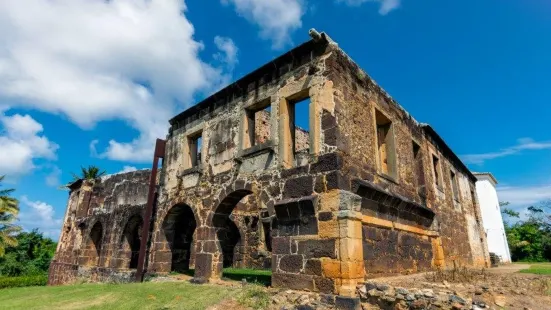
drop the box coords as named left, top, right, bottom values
left=161, top=30, right=478, bottom=216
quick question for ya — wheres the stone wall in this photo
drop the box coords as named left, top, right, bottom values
left=48, top=170, right=151, bottom=285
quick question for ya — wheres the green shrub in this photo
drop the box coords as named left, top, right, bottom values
left=0, top=275, right=48, bottom=289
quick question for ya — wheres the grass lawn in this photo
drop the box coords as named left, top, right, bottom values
left=222, top=268, right=272, bottom=286
left=0, top=281, right=238, bottom=310
left=519, top=263, right=551, bottom=275
left=173, top=268, right=272, bottom=286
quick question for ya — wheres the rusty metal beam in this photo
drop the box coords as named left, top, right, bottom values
left=135, top=138, right=166, bottom=282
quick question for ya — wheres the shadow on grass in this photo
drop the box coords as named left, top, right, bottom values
left=172, top=268, right=272, bottom=286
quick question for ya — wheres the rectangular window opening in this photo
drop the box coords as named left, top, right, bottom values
left=281, top=91, right=312, bottom=168
left=189, top=133, right=202, bottom=167
left=412, top=141, right=425, bottom=194
left=292, top=97, right=310, bottom=155
left=244, top=102, right=272, bottom=149
left=375, top=110, right=396, bottom=178
left=450, top=170, right=459, bottom=201
left=432, top=155, right=441, bottom=187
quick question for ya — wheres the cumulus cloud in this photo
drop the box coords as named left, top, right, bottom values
left=337, top=0, right=401, bottom=15
left=214, top=36, right=239, bottom=69
left=45, top=166, right=62, bottom=187
left=462, top=137, right=551, bottom=165
left=0, top=113, right=58, bottom=178
left=221, top=0, right=304, bottom=49
left=18, top=196, right=63, bottom=240
left=0, top=0, right=237, bottom=163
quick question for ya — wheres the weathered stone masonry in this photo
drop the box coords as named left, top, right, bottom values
left=49, top=31, right=490, bottom=296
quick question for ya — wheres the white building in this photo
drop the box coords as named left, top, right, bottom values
left=473, top=172, right=512, bottom=263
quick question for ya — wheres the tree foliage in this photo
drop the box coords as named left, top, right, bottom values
left=71, top=165, right=106, bottom=182
left=0, top=175, right=21, bottom=257
left=0, top=230, right=57, bottom=277
left=502, top=200, right=551, bottom=262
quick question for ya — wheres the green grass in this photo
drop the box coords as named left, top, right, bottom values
left=172, top=268, right=272, bottom=286
left=519, top=263, right=551, bottom=275
left=222, top=268, right=272, bottom=286
left=0, top=281, right=237, bottom=310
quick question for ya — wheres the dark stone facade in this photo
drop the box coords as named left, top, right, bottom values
left=49, top=31, right=490, bottom=296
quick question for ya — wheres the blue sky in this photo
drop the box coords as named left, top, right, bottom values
left=1, top=0, right=550, bottom=239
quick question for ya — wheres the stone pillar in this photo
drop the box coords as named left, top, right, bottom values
left=318, top=190, right=364, bottom=297
left=193, top=226, right=220, bottom=282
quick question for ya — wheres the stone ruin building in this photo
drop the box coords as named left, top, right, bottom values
left=48, top=30, right=490, bottom=298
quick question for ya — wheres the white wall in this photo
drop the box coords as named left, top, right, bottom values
left=475, top=174, right=512, bottom=263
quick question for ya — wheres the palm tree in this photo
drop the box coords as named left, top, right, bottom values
left=70, top=165, right=107, bottom=182
left=59, top=165, right=108, bottom=190
left=0, top=175, right=22, bottom=257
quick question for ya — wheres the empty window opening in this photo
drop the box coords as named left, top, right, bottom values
left=244, top=102, right=272, bottom=149
left=450, top=170, right=460, bottom=201
left=293, top=97, right=310, bottom=155
left=412, top=141, right=426, bottom=195
left=432, top=155, right=441, bottom=187
left=375, top=110, right=397, bottom=178
left=189, top=132, right=202, bottom=167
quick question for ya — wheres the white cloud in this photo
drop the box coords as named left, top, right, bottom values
left=18, top=196, right=63, bottom=240
left=120, top=166, right=138, bottom=173
left=462, top=137, right=551, bottom=165
left=0, top=113, right=58, bottom=178
left=45, top=166, right=62, bottom=187
left=0, top=0, right=237, bottom=163
left=214, top=36, right=239, bottom=69
left=221, top=0, right=304, bottom=49
left=337, top=0, right=401, bottom=15
left=497, top=183, right=551, bottom=207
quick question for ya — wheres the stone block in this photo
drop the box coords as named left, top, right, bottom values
left=335, top=296, right=361, bottom=310
left=310, top=153, right=342, bottom=174
left=298, top=239, right=337, bottom=258
left=304, top=259, right=322, bottom=276
left=272, top=273, right=314, bottom=291
left=283, top=176, right=314, bottom=199
left=194, top=253, right=213, bottom=279
left=279, top=255, right=304, bottom=273
left=314, top=276, right=336, bottom=294
left=319, top=220, right=339, bottom=239
left=272, top=237, right=290, bottom=254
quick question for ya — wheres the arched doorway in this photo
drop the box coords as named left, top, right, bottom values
left=84, top=221, right=103, bottom=266
left=213, top=189, right=252, bottom=268
left=162, top=204, right=197, bottom=272
left=121, top=215, right=142, bottom=269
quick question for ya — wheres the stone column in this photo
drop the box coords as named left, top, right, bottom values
left=319, top=190, right=364, bottom=297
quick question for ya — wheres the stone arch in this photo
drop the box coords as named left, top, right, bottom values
left=120, top=214, right=143, bottom=269
left=82, top=221, right=103, bottom=266
left=162, top=203, right=197, bottom=272
left=212, top=189, right=253, bottom=268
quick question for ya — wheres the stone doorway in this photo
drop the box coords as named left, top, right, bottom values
left=121, top=215, right=142, bottom=269
left=213, top=189, right=252, bottom=268
left=162, top=204, right=197, bottom=272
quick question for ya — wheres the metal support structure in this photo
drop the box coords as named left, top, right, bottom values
left=135, top=138, right=166, bottom=282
